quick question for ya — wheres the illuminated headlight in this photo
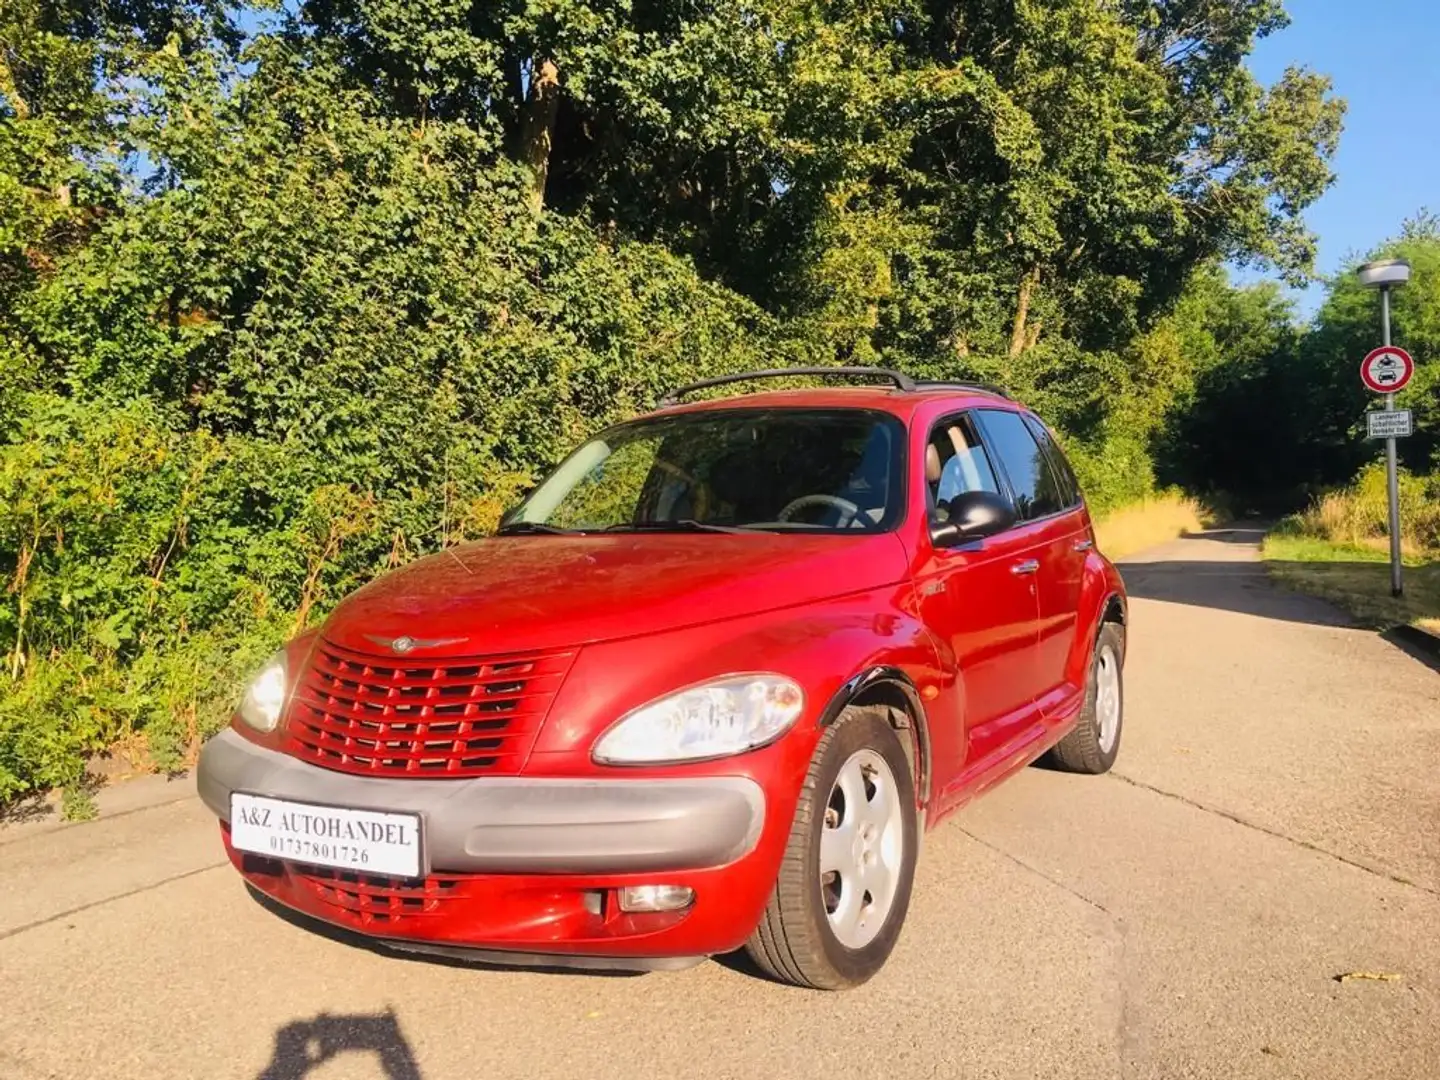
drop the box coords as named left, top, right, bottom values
left=592, top=675, right=805, bottom=765
left=237, top=650, right=289, bottom=733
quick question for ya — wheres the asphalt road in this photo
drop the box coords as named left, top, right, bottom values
left=3, top=526, right=1439, bottom=1080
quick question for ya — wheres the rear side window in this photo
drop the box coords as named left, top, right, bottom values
left=1022, top=414, right=1081, bottom=509
left=974, top=409, right=1068, bottom=521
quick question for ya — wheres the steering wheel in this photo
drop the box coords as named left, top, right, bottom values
left=777, top=494, right=864, bottom=528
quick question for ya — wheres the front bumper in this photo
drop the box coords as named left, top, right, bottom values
left=198, top=728, right=791, bottom=962
left=198, top=728, right=765, bottom=876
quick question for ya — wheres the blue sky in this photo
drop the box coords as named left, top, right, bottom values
left=1239, top=0, right=1440, bottom=314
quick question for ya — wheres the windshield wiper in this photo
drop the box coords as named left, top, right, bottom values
left=603, top=519, right=758, bottom=536
left=495, top=521, right=581, bottom=536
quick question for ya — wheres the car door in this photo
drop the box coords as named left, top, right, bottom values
left=973, top=408, right=1089, bottom=715
left=1023, top=413, right=1092, bottom=705
left=912, top=412, right=1045, bottom=778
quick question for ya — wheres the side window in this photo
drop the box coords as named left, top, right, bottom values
left=974, top=409, right=1066, bottom=521
left=1022, top=413, right=1081, bottom=509
left=924, top=414, right=1002, bottom=520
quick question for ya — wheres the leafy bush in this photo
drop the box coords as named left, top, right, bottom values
left=0, top=1, right=1348, bottom=808
left=0, top=59, right=794, bottom=802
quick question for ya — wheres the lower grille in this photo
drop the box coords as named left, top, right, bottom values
left=242, top=852, right=478, bottom=930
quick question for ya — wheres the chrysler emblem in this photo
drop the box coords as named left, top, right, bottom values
left=364, top=634, right=468, bottom=654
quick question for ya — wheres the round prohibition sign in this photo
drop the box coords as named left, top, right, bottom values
left=1360, top=346, right=1414, bottom=394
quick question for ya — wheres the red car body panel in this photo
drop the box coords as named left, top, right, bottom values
left=203, top=384, right=1127, bottom=964
left=320, top=531, right=913, bottom=659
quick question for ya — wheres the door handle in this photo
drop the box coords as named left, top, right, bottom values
left=1010, top=559, right=1040, bottom=575
left=1073, top=539, right=1094, bottom=552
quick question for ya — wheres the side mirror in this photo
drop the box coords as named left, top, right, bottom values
left=929, top=490, right=1017, bottom=547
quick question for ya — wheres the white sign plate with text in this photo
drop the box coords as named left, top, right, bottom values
left=1365, top=409, right=1413, bottom=440
left=230, top=793, right=423, bottom=877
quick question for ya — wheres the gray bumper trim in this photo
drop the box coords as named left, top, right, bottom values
left=379, top=940, right=706, bottom=973
left=197, top=729, right=765, bottom=875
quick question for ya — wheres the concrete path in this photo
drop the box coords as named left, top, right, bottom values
left=2, top=527, right=1438, bottom=1079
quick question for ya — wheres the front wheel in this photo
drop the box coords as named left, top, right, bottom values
left=745, top=705, right=917, bottom=989
left=1049, top=622, right=1124, bottom=774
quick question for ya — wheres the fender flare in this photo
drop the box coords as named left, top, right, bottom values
left=1098, top=589, right=1127, bottom=663
left=1067, top=555, right=1129, bottom=687
left=817, top=666, right=933, bottom=805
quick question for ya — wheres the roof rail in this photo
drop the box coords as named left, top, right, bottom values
left=912, top=379, right=1012, bottom=400
left=657, top=366, right=917, bottom=407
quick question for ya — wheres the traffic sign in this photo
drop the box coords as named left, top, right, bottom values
left=1360, top=346, right=1414, bottom=394
left=1366, top=409, right=1413, bottom=440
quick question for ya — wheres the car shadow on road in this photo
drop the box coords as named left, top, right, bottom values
left=257, top=1008, right=422, bottom=1080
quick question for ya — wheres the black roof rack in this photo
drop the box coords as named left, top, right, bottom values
left=657, top=366, right=916, bottom=407
left=912, top=378, right=1012, bottom=400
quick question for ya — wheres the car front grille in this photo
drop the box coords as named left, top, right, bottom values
left=283, top=639, right=575, bottom=777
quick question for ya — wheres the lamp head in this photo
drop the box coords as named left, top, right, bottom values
left=1356, top=258, right=1411, bottom=290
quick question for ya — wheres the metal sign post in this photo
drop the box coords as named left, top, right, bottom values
left=1356, top=258, right=1413, bottom=598
left=1380, top=287, right=1402, bottom=598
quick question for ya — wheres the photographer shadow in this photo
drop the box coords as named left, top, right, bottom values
left=257, top=1008, right=422, bottom=1080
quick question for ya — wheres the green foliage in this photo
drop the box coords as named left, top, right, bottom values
left=0, top=2, right=1349, bottom=802
left=0, top=25, right=791, bottom=799
left=61, top=782, right=98, bottom=821
left=1301, top=213, right=1440, bottom=474
left=1160, top=214, right=1440, bottom=510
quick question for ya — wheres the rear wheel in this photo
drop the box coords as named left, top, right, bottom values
left=745, top=706, right=917, bottom=989
left=1049, top=622, right=1124, bottom=774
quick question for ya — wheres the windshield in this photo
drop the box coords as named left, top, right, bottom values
left=507, top=409, right=906, bottom=533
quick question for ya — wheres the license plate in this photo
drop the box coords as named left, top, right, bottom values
left=229, top=793, right=423, bottom=878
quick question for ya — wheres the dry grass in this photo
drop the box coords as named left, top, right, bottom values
left=1291, top=462, right=1440, bottom=554
left=1092, top=492, right=1213, bottom=561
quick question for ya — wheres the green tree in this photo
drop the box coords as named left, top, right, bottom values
left=1302, top=213, right=1440, bottom=476
left=1153, top=268, right=1305, bottom=508
left=1159, top=213, right=1440, bottom=511
left=0, top=0, right=1352, bottom=802
left=879, top=0, right=1342, bottom=371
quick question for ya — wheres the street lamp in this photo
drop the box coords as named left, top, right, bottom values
left=1356, top=257, right=1411, bottom=598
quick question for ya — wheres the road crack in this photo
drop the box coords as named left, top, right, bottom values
left=960, top=826, right=1114, bottom=916
left=1109, top=772, right=1439, bottom=898
left=0, top=861, right=227, bottom=942
left=960, top=827, right=1135, bottom=1079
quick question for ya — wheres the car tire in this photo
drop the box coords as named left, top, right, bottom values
left=745, top=705, right=917, bottom=990
left=1048, top=622, right=1124, bottom=774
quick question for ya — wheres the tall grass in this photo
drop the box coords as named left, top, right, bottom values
left=1092, top=490, right=1214, bottom=560
left=1282, top=463, right=1440, bottom=555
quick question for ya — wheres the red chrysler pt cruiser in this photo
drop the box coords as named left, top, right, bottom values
left=197, top=367, right=1128, bottom=989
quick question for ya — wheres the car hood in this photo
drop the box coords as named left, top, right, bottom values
left=319, top=532, right=910, bottom=656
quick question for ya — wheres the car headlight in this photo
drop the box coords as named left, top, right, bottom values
left=238, top=649, right=289, bottom=733
left=592, top=675, right=805, bottom=765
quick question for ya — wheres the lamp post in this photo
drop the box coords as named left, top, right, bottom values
left=1356, top=257, right=1411, bottom=597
